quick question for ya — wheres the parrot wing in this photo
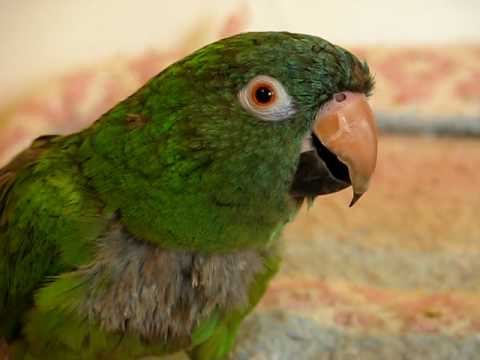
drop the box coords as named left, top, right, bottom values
left=0, top=136, right=64, bottom=337
left=0, top=138, right=48, bottom=338
left=0, top=136, right=106, bottom=339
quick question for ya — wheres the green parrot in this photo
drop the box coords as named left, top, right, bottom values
left=0, top=32, right=377, bottom=359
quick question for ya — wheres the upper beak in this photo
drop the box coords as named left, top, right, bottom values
left=313, top=91, right=378, bottom=206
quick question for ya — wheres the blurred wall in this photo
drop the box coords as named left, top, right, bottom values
left=0, top=0, right=479, bottom=109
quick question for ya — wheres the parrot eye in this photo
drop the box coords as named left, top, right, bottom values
left=238, top=75, right=295, bottom=121
left=253, top=85, right=275, bottom=105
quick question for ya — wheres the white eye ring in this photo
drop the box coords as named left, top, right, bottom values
left=238, top=75, right=295, bottom=121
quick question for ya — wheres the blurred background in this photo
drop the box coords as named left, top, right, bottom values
left=1, top=1, right=480, bottom=358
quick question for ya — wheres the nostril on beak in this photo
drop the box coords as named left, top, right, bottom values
left=334, top=93, right=347, bottom=102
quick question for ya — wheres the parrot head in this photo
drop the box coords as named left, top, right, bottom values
left=162, top=32, right=377, bottom=206
left=86, top=32, right=377, bottom=249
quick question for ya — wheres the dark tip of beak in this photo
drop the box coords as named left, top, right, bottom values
left=349, top=192, right=363, bottom=207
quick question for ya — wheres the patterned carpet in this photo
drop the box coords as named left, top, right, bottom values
left=0, top=6, right=479, bottom=359
left=227, top=135, right=480, bottom=358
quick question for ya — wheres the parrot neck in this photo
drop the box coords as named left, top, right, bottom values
left=76, top=121, right=299, bottom=253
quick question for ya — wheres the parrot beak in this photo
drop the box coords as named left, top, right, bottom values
left=312, top=91, right=377, bottom=206
left=290, top=92, right=377, bottom=207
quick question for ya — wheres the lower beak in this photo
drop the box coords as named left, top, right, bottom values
left=313, top=92, right=378, bottom=206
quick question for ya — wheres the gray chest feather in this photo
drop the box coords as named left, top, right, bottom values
left=79, top=223, right=267, bottom=341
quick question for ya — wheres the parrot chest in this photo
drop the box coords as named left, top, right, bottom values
left=76, top=222, right=268, bottom=341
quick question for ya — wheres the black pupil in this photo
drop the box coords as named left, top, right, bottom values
left=255, top=86, right=274, bottom=104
